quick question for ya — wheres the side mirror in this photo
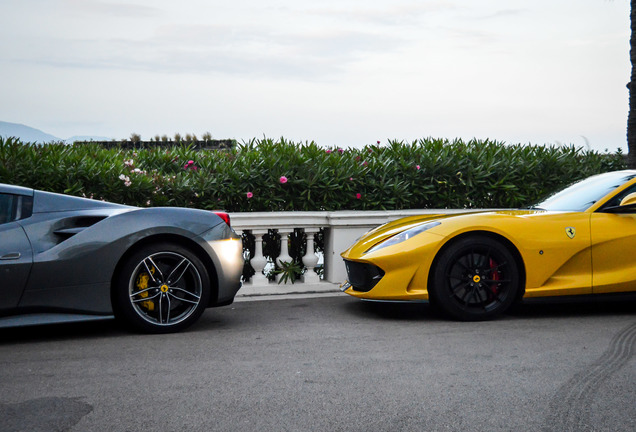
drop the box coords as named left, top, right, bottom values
left=620, top=192, right=636, bottom=207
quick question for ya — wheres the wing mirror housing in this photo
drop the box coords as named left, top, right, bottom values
left=620, top=192, right=636, bottom=207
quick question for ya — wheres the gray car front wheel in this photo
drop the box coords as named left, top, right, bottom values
left=114, top=243, right=211, bottom=333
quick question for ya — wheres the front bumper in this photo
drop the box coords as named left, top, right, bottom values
left=340, top=232, right=444, bottom=301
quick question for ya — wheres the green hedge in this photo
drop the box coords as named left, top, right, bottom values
left=0, top=136, right=626, bottom=211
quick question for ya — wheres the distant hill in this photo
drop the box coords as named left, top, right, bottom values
left=0, top=121, right=112, bottom=144
left=0, top=121, right=61, bottom=143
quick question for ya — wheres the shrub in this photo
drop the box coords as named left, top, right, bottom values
left=0, top=136, right=626, bottom=211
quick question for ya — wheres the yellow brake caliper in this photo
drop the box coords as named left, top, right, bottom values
left=135, top=268, right=156, bottom=311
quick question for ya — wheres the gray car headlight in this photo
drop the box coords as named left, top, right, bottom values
left=364, top=221, right=441, bottom=254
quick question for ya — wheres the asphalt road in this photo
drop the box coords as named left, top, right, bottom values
left=0, top=294, right=634, bottom=432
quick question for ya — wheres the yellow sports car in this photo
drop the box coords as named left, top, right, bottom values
left=341, top=170, right=636, bottom=320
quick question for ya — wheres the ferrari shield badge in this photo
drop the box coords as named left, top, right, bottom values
left=565, top=227, right=576, bottom=239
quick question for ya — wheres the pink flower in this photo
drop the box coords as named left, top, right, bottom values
left=349, top=177, right=353, bottom=181
left=362, top=161, right=368, bottom=166
left=376, top=140, right=380, bottom=144
left=279, top=176, right=288, bottom=184
left=192, top=166, right=198, bottom=171
left=246, top=191, right=253, bottom=198
left=325, top=149, right=332, bottom=154
left=187, top=160, right=194, bottom=165
left=356, top=193, right=362, bottom=199
left=337, top=148, right=344, bottom=154
left=416, top=165, right=421, bottom=170
left=368, top=148, right=373, bottom=153
left=119, top=174, right=131, bottom=186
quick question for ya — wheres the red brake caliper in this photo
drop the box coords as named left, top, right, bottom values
left=489, top=258, right=500, bottom=297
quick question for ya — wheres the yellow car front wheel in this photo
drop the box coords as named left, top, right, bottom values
left=430, top=235, right=521, bottom=321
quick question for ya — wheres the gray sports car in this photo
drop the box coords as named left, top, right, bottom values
left=0, top=183, right=243, bottom=333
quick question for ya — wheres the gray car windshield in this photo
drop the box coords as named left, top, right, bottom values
left=533, top=172, right=636, bottom=212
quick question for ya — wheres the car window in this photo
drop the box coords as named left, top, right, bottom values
left=534, top=172, right=636, bottom=212
left=0, top=193, right=15, bottom=225
left=598, top=183, right=636, bottom=210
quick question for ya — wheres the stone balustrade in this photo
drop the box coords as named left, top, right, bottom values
left=230, top=209, right=470, bottom=296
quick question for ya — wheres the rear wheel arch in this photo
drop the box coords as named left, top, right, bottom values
left=111, top=234, right=219, bottom=308
left=428, top=230, right=526, bottom=303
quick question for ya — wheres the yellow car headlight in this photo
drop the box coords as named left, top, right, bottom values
left=364, top=221, right=441, bottom=254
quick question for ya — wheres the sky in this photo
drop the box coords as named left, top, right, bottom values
left=0, top=0, right=631, bottom=151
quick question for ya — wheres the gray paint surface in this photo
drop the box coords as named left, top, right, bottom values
left=0, top=184, right=242, bottom=322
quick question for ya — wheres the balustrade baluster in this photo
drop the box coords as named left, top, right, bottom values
left=275, top=229, right=293, bottom=283
left=302, top=228, right=320, bottom=283
left=247, top=229, right=269, bottom=285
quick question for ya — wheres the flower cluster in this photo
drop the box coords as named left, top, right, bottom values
left=118, top=174, right=132, bottom=187
left=184, top=160, right=198, bottom=171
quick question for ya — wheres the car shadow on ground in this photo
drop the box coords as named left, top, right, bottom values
left=0, top=318, right=125, bottom=344
left=342, top=299, right=440, bottom=322
left=342, top=294, right=635, bottom=322
left=0, top=309, right=235, bottom=344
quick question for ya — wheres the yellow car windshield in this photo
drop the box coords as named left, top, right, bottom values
left=534, top=172, right=636, bottom=212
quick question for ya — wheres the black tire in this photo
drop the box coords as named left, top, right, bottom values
left=430, top=235, right=521, bottom=321
left=113, top=242, right=211, bottom=333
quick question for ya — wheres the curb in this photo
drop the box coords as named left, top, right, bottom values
left=236, top=282, right=342, bottom=298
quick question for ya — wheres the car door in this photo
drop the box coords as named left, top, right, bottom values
left=0, top=194, right=33, bottom=310
left=591, top=184, right=636, bottom=293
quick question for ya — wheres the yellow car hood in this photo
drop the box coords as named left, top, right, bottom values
left=343, top=210, right=548, bottom=258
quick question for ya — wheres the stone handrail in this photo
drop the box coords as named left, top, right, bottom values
left=230, top=209, right=470, bottom=296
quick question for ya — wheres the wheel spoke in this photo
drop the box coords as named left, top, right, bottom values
left=459, top=287, right=473, bottom=304
left=484, top=262, right=508, bottom=274
left=484, top=285, right=503, bottom=303
left=482, top=248, right=492, bottom=268
left=454, top=259, right=469, bottom=272
left=473, top=287, right=485, bottom=304
left=168, top=292, right=198, bottom=305
left=159, top=293, right=172, bottom=324
left=166, top=258, right=191, bottom=285
left=145, top=257, right=164, bottom=282
left=482, top=279, right=511, bottom=284
left=170, top=286, right=201, bottom=301
left=131, top=291, right=160, bottom=303
left=130, top=286, right=159, bottom=299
